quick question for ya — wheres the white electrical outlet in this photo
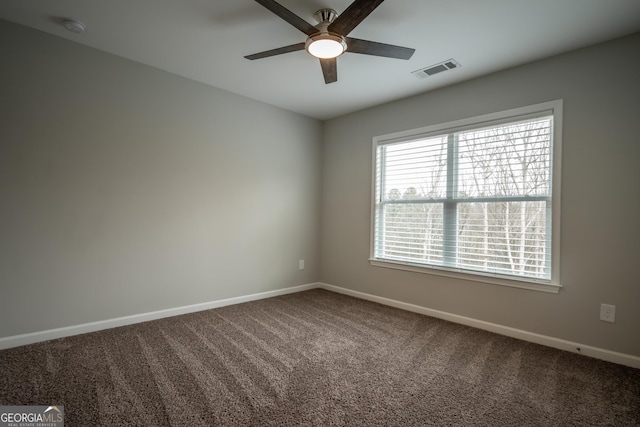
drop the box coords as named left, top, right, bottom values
left=299, top=260, right=304, bottom=270
left=600, top=304, right=616, bottom=323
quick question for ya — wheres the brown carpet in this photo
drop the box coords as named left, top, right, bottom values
left=1, top=289, right=639, bottom=426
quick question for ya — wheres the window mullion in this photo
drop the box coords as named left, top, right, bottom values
left=443, top=133, right=458, bottom=267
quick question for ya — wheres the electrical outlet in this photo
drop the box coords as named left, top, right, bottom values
left=299, top=260, right=304, bottom=270
left=600, top=304, right=616, bottom=323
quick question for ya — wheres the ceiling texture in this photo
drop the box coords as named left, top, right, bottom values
left=2, top=0, right=640, bottom=120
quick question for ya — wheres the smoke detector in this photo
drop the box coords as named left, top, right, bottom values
left=63, top=19, right=86, bottom=34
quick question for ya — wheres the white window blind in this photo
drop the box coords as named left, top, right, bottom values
left=372, top=104, right=561, bottom=286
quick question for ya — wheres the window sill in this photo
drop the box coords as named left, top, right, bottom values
left=369, top=259, right=561, bottom=294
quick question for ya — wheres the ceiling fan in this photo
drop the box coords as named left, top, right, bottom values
left=244, top=0, right=415, bottom=84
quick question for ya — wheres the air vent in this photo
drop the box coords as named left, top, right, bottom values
left=412, top=59, right=460, bottom=79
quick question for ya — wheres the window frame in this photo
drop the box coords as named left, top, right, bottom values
left=370, top=101, right=562, bottom=293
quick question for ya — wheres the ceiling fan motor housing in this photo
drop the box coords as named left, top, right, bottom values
left=314, top=8, right=338, bottom=24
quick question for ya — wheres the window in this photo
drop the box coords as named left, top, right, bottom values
left=371, top=101, right=562, bottom=292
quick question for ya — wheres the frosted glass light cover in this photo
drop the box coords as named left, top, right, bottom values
left=306, top=36, right=346, bottom=59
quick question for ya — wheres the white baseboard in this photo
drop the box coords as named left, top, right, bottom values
left=0, top=282, right=318, bottom=350
left=2, top=281, right=638, bottom=370
left=317, top=283, right=640, bottom=370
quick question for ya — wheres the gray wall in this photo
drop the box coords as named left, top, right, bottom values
left=321, top=33, right=640, bottom=357
left=0, top=20, right=322, bottom=338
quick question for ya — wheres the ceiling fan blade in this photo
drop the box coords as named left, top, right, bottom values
left=328, top=0, right=385, bottom=36
left=254, top=0, right=318, bottom=36
left=320, top=58, right=337, bottom=84
left=346, top=38, right=415, bottom=60
left=244, top=42, right=306, bottom=60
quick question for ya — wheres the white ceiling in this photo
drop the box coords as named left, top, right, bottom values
left=2, top=0, right=640, bottom=120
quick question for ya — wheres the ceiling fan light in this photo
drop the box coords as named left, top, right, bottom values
left=306, top=34, right=346, bottom=59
